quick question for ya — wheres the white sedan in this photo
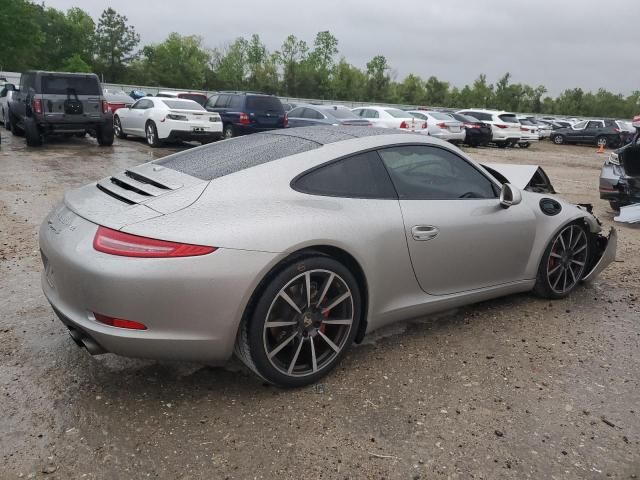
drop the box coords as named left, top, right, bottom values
left=351, top=106, right=427, bottom=132
left=114, top=97, right=223, bottom=147
left=408, top=110, right=465, bottom=143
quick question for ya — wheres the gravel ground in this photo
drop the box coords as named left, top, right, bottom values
left=0, top=131, right=638, bottom=479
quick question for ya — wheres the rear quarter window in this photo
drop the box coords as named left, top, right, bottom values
left=498, top=114, right=519, bottom=124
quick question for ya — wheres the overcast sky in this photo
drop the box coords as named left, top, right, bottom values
left=44, top=0, right=639, bottom=96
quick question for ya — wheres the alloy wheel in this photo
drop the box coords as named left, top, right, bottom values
left=546, top=224, right=588, bottom=295
left=146, top=124, right=155, bottom=145
left=262, top=269, right=354, bottom=377
left=114, top=117, right=122, bottom=136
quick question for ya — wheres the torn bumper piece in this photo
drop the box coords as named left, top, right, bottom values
left=614, top=203, right=640, bottom=224
left=583, top=227, right=617, bottom=282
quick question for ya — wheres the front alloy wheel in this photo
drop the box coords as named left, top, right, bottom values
left=534, top=223, right=590, bottom=299
left=237, top=256, right=361, bottom=387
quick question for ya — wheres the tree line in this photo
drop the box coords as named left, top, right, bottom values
left=2, top=0, right=639, bottom=118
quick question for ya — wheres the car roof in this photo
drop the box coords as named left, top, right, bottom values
left=158, top=91, right=206, bottom=95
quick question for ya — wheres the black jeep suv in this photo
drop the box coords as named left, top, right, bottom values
left=8, top=71, right=114, bottom=147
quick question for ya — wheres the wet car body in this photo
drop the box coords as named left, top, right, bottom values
left=39, top=127, right=616, bottom=386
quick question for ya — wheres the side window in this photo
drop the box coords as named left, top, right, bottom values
left=352, top=109, right=362, bottom=117
left=205, top=95, right=218, bottom=108
left=587, top=121, right=603, bottom=129
left=293, top=151, right=397, bottom=199
left=289, top=107, right=305, bottom=117
left=363, top=109, right=379, bottom=119
left=215, top=95, right=230, bottom=108
left=132, top=99, right=149, bottom=110
left=228, top=95, right=243, bottom=109
left=573, top=121, right=587, bottom=129
left=378, top=145, right=497, bottom=200
left=305, top=108, right=324, bottom=120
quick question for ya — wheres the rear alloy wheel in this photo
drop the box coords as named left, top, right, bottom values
left=223, top=124, right=235, bottom=139
left=145, top=121, right=161, bottom=147
left=534, top=223, right=590, bottom=299
left=237, top=256, right=361, bottom=387
left=114, top=116, right=126, bottom=139
left=596, top=136, right=608, bottom=148
left=553, top=135, right=565, bottom=145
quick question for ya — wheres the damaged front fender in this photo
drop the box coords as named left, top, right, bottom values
left=583, top=227, right=617, bottom=282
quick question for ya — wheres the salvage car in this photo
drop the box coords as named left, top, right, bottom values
left=114, top=97, right=222, bottom=147
left=449, top=112, right=492, bottom=147
left=8, top=70, right=114, bottom=147
left=456, top=109, right=521, bottom=148
left=516, top=117, right=540, bottom=148
left=408, top=110, right=465, bottom=143
left=103, top=88, right=134, bottom=113
left=39, top=127, right=616, bottom=387
left=351, top=106, right=427, bottom=132
left=287, top=105, right=371, bottom=127
left=600, top=142, right=640, bottom=210
left=551, top=119, right=624, bottom=148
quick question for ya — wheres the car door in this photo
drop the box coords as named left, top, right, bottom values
left=124, top=99, right=151, bottom=135
left=378, top=145, right=537, bottom=295
left=584, top=120, right=604, bottom=144
left=566, top=120, right=587, bottom=142
left=303, top=107, right=326, bottom=126
left=363, top=109, right=383, bottom=127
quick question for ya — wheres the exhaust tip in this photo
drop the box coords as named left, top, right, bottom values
left=81, top=336, right=107, bottom=355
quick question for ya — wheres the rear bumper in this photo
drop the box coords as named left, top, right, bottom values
left=36, top=118, right=111, bottom=133
left=234, top=124, right=285, bottom=135
left=166, top=130, right=222, bottom=142
left=39, top=206, right=278, bottom=364
left=430, top=130, right=465, bottom=142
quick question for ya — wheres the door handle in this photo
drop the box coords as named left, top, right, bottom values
left=411, top=225, right=439, bottom=241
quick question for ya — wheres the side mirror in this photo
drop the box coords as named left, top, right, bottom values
left=6, top=83, right=15, bottom=91
left=499, top=183, right=522, bottom=209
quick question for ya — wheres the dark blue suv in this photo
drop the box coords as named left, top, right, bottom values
left=204, top=92, right=287, bottom=138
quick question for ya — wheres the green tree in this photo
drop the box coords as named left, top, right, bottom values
left=94, top=8, right=140, bottom=82
left=396, top=74, right=426, bottom=105
left=276, top=35, right=309, bottom=96
left=424, top=76, right=450, bottom=106
left=210, top=38, right=249, bottom=90
left=331, top=59, right=367, bottom=101
left=142, top=33, right=210, bottom=89
left=366, top=55, right=391, bottom=102
left=0, top=0, right=44, bottom=71
left=61, top=54, right=92, bottom=73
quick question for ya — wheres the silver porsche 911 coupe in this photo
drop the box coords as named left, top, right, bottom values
left=39, top=127, right=616, bottom=387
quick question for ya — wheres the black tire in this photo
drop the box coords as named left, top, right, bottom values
left=496, top=141, right=508, bottom=149
left=223, top=124, right=235, bottom=139
left=236, top=255, right=362, bottom=387
left=145, top=121, right=161, bottom=147
left=24, top=118, right=43, bottom=147
left=533, top=222, right=591, bottom=300
left=10, top=112, right=23, bottom=137
left=96, top=121, right=114, bottom=146
left=609, top=200, right=623, bottom=211
left=596, top=136, right=608, bottom=148
left=552, top=134, right=565, bottom=145
left=114, top=116, right=127, bottom=139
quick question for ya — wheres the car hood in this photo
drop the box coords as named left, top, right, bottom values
left=63, top=163, right=209, bottom=230
left=481, top=163, right=555, bottom=194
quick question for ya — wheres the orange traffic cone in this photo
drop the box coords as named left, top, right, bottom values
left=597, top=143, right=605, bottom=154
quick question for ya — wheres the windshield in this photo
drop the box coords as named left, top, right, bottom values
left=178, top=93, right=207, bottom=106
left=161, top=99, right=205, bottom=111
left=42, top=76, right=100, bottom=95
left=385, top=108, right=411, bottom=118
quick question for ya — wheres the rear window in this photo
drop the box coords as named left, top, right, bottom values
left=327, top=108, right=357, bottom=119
left=155, top=133, right=320, bottom=180
left=41, top=76, right=100, bottom=95
left=246, top=95, right=283, bottom=112
left=429, top=112, right=454, bottom=121
left=178, top=93, right=206, bottom=106
left=161, top=99, right=205, bottom=111
left=498, top=114, right=519, bottom=124
left=385, top=109, right=410, bottom=119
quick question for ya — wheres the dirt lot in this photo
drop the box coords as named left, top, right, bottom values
left=1, top=131, right=638, bottom=480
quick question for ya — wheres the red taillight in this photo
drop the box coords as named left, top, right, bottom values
left=437, top=122, right=448, bottom=129
left=108, top=102, right=125, bottom=113
left=239, top=112, right=251, bottom=125
left=520, top=127, right=529, bottom=132
left=422, top=122, right=427, bottom=129
left=284, top=113, right=288, bottom=128
left=32, top=98, right=43, bottom=114
left=101, top=100, right=109, bottom=114
left=93, top=226, right=216, bottom=258
left=94, top=313, right=147, bottom=330
left=399, top=121, right=408, bottom=129
left=495, top=124, right=508, bottom=129
left=465, top=123, right=482, bottom=129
